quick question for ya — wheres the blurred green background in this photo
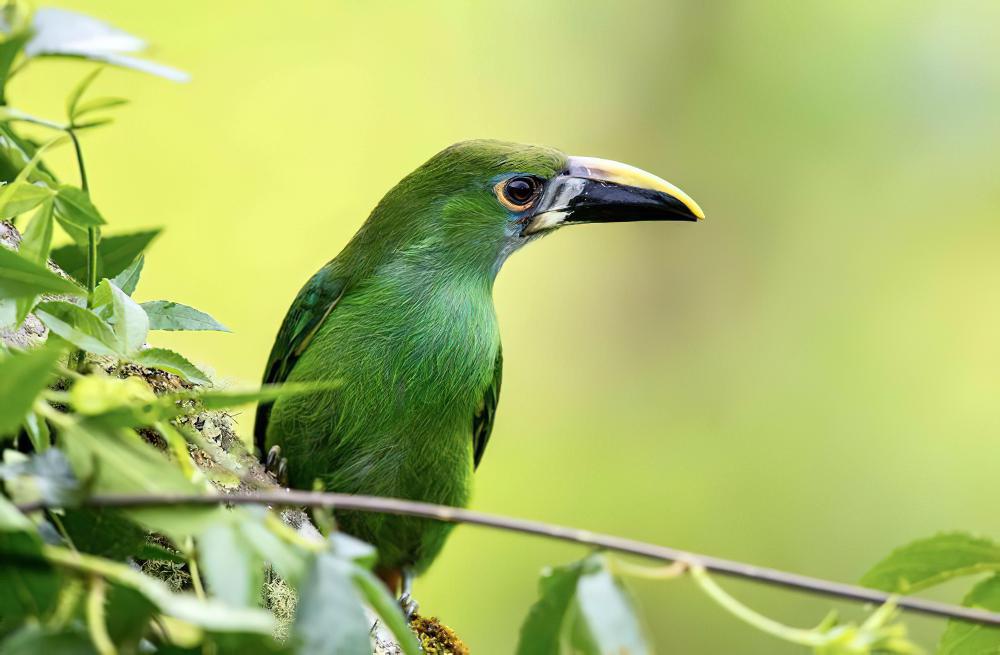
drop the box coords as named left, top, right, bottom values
left=15, top=1, right=1000, bottom=651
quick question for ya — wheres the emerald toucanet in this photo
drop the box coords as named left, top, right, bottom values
left=255, top=140, right=703, bottom=595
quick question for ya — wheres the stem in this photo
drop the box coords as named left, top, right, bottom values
left=66, top=130, right=97, bottom=301
left=86, top=576, right=117, bottom=655
left=47, top=578, right=84, bottom=630
left=689, top=563, right=824, bottom=647
left=18, top=490, right=1000, bottom=628
left=183, top=538, right=206, bottom=600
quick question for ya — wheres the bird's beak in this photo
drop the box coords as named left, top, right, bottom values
left=522, top=156, right=704, bottom=236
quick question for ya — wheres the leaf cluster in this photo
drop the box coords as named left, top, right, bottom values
left=0, top=6, right=416, bottom=654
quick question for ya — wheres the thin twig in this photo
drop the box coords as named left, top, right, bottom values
left=16, top=490, right=1000, bottom=627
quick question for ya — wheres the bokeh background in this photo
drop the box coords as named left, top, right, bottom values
left=15, top=1, right=1000, bottom=651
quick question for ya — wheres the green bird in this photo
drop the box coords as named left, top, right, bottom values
left=255, top=140, right=702, bottom=600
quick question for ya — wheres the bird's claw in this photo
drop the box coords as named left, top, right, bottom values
left=399, top=592, right=419, bottom=620
left=265, top=445, right=289, bottom=486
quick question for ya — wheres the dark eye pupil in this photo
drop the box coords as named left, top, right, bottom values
left=505, top=177, right=536, bottom=204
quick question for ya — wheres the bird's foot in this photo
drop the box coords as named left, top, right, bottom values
left=399, top=567, right=418, bottom=619
left=264, top=445, right=289, bottom=486
left=399, top=592, right=419, bottom=621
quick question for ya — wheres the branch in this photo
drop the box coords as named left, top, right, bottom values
left=17, top=490, right=1000, bottom=627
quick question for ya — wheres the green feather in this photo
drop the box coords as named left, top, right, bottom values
left=259, top=140, right=567, bottom=573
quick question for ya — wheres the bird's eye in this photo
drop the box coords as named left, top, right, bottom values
left=495, top=176, right=541, bottom=211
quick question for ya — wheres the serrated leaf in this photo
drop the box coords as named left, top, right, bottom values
left=51, top=229, right=159, bottom=282
left=133, top=347, right=210, bottom=385
left=572, top=556, right=650, bottom=655
left=516, top=561, right=585, bottom=655
left=53, top=185, right=105, bottom=229
left=0, top=246, right=84, bottom=300
left=93, top=279, right=148, bottom=354
left=292, top=552, right=371, bottom=655
left=0, top=182, right=55, bottom=218
left=35, top=300, right=120, bottom=356
left=141, top=300, right=230, bottom=332
left=938, top=575, right=1000, bottom=655
left=0, top=344, right=63, bottom=436
left=27, top=8, right=190, bottom=82
left=110, top=254, right=143, bottom=296
left=861, top=533, right=1000, bottom=593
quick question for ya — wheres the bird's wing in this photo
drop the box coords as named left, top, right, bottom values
left=254, top=265, right=347, bottom=457
left=472, top=345, right=503, bottom=469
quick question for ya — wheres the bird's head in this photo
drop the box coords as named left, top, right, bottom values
left=353, top=140, right=703, bottom=277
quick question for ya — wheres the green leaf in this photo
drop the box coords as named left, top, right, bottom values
left=572, top=556, right=650, bottom=655
left=516, top=561, right=585, bottom=655
left=66, top=67, right=103, bottom=122
left=17, top=200, right=55, bottom=266
left=0, top=625, right=90, bottom=654
left=42, top=544, right=275, bottom=635
left=60, top=422, right=221, bottom=539
left=351, top=564, right=421, bottom=655
left=110, top=254, right=143, bottom=296
left=93, top=279, right=149, bottom=354
left=0, top=22, right=31, bottom=103
left=0, top=566, right=63, bottom=634
left=69, top=375, right=155, bottom=417
left=94, top=230, right=159, bottom=280
left=0, top=344, right=63, bottom=437
left=21, top=411, right=51, bottom=453
left=141, top=300, right=230, bottom=332
left=938, top=575, right=1000, bottom=655
left=104, top=584, right=156, bottom=653
left=133, top=347, right=210, bottom=385
left=51, top=229, right=159, bottom=282
left=14, top=200, right=57, bottom=325
left=330, top=532, right=378, bottom=569
left=0, top=182, right=55, bottom=219
left=53, top=185, right=106, bottom=229
left=192, top=382, right=342, bottom=411
left=861, top=533, right=1000, bottom=593
left=198, top=517, right=262, bottom=608
left=0, top=130, right=58, bottom=187
left=35, top=300, right=120, bottom=356
left=27, top=8, right=190, bottom=82
left=0, top=492, right=34, bottom=534
left=60, top=508, right=150, bottom=560
left=73, top=96, right=129, bottom=119
left=292, top=552, right=371, bottom=655
left=0, top=246, right=84, bottom=300
left=238, top=511, right=308, bottom=587
left=0, top=492, right=42, bottom=557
